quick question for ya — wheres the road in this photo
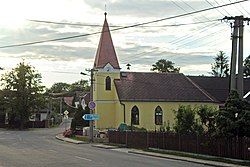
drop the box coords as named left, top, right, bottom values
left=0, top=126, right=211, bottom=167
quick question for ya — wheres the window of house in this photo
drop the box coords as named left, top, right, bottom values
left=105, top=76, right=111, bottom=90
left=131, top=106, right=139, bottom=125
left=155, top=106, right=163, bottom=125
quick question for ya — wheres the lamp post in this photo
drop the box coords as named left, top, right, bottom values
left=80, top=69, right=97, bottom=142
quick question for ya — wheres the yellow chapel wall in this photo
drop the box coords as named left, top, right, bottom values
left=93, top=71, right=120, bottom=129
left=113, top=101, right=219, bottom=131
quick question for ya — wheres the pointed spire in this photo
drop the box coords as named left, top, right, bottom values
left=94, top=13, right=120, bottom=69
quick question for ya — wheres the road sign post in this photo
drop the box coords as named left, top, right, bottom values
left=64, top=110, right=69, bottom=131
left=88, top=101, right=96, bottom=142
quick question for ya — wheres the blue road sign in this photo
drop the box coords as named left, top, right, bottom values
left=82, top=114, right=100, bottom=121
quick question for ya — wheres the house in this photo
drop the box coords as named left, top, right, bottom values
left=188, top=76, right=250, bottom=105
left=91, top=13, right=219, bottom=130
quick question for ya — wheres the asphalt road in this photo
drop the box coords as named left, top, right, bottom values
left=0, top=126, right=211, bottom=167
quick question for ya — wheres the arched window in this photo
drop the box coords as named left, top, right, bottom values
left=131, top=106, right=139, bottom=125
left=155, top=106, right=163, bottom=125
left=105, top=76, right=111, bottom=90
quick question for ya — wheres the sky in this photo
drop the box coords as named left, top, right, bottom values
left=0, top=0, right=250, bottom=88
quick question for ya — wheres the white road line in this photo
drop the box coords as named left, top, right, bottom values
left=74, top=156, right=92, bottom=162
left=49, top=149, right=57, bottom=153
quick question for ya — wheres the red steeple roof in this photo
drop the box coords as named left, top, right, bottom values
left=94, top=13, right=120, bottom=69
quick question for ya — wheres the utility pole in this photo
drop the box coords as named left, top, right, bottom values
left=223, top=16, right=250, bottom=99
left=238, top=17, right=244, bottom=98
left=85, top=68, right=98, bottom=142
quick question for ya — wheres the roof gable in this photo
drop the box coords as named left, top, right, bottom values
left=94, top=13, right=120, bottom=69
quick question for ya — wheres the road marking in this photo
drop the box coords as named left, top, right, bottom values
left=75, top=156, right=92, bottom=162
left=49, top=149, right=57, bottom=153
left=112, top=148, right=130, bottom=153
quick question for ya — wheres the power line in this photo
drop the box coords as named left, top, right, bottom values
left=28, top=19, right=217, bottom=28
left=0, top=0, right=248, bottom=49
left=205, top=0, right=226, bottom=16
left=178, top=0, right=211, bottom=21
left=169, top=22, right=218, bottom=45
left=213, top=0, right=231, bottom=15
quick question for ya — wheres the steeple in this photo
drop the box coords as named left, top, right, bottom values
left=94, top=13, right=120, bottom=69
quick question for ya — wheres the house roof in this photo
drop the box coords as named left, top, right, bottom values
left=94, top=13, right=120, bottom=69
left=188, top=76, right=250, bottom=103
left=114, top=72, right=217, bottom=103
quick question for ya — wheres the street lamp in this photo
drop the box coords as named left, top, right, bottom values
left=80, top=69, right=97, bottom=142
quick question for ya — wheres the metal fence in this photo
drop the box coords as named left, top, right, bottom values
left=108, top=131, right=250, bottom=160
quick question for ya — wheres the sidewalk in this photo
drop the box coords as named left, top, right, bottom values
left=129, top=149, right=249, bottom=167
left=91, top=144, right=249, bottom=167
left=54, top=136, right=249, bottom=167
left=55, top=134, right=86, bottom=144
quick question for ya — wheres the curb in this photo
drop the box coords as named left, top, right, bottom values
left=55, top=134, right=87, bottom=144
left=92, top=144, right=119, bottom=149
left=128, top=150, right=247, bottom=167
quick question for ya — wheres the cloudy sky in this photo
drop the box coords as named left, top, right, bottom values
left=0, top=0, right=250, bottom=87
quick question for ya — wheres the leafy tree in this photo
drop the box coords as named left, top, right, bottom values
left=0, top=61, right=45, bottom=129
left=197, top=106, right=217, bottom=135
left=174, top=105, right=202, bottom=134
left=70, top=79, right=90, bottom=92
left=210, top=51, right=229, bottom=77
left=47, top=82, right=70, bottom=93
left=45, top=80, right=89, bottom=117
left=151, top=59, right=180, bottom=73
left=216, top=91, right=250, bottom=137
left=243, top=55, right=250, bottom=78
left=71, top=105, right=89, bottom=131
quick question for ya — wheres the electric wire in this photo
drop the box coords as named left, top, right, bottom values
left=178, top=0, right=211, bottom=21
left=28, top=19, right=218, bottom=28
left=0, top=0, right=248, bottom=49
left=205, top=0, right=226, bottom=16
left=213, top=0, right=231, bottom=15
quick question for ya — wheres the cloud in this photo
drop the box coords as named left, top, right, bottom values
left=84, top=0, right=212, bottom=18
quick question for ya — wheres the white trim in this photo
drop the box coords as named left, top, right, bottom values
left=243, top=91, right=250, bottom=99
left=97, top=63, right=120, bottom=72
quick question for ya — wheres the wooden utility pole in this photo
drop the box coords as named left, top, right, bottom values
left=223, top=16, right=250, bottom=99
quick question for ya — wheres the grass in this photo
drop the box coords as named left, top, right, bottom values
left=146, top=148, right=250, bottom=166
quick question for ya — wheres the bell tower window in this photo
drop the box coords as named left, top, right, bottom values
left=105, top=76, right=111, bottom=90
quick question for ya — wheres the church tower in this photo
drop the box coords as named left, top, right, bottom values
left=93, top=13, right=121, bottom=129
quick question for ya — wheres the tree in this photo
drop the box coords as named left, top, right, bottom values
left=174, top=105, right=202, bottom=134
left=151, top=59, right=180, bottom=73
left=71, top=105, right=89, bottom=131
left=216, top=91, right=250, bottom=137
left=0, top=61, right=45, bottom=129
left=46, top=82, right=70, bottom=93
left=210, top=51, right=229, bottom=77
left=197, top=106, right=217, bottom=135
left=243, top=55, right=250, bottom=78
left=70, top=79, right=90, bottom=92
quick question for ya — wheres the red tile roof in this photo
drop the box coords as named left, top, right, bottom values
left=94, top=14, right=120, bottom=69
left=188, top=76, right=250, bottom=103
left=114, top=72, right=218, bottom=103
